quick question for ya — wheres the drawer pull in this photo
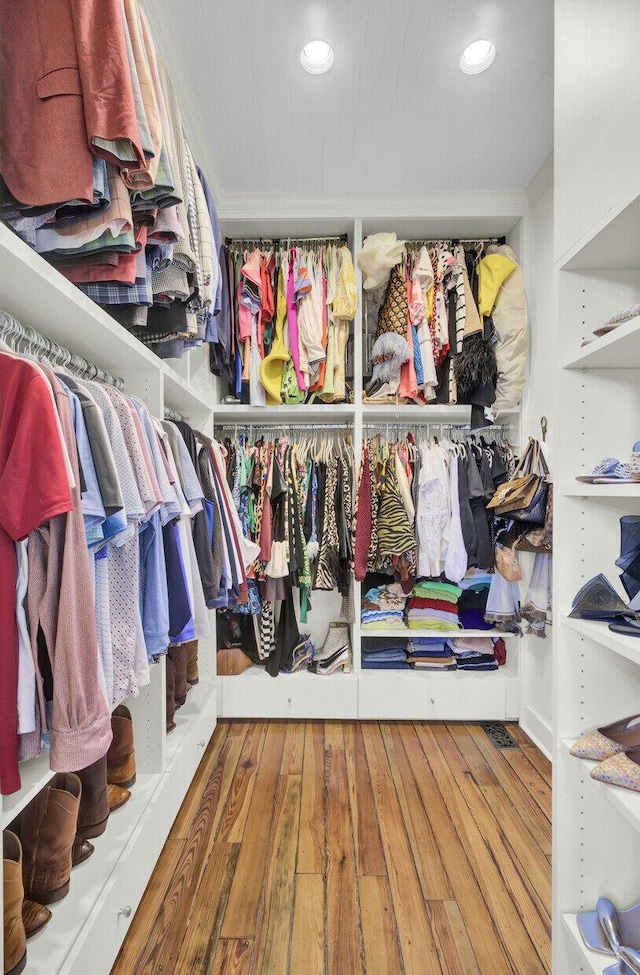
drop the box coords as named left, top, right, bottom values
left=430, top=697, right=435, bottom=704
left=197, top=740, right=206, bottom=748
left=118, top=906, right=132, bottom=919
left=287, top=697, right=292, bottom=704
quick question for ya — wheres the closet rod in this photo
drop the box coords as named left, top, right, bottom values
left=164, top=407, right=187, bottom=422
left=402, top=235, right=506, bottom=247
left=215, top=422, right=353, bottom=433
left=0, top=310, right=125, bottom=389
left=224, top=233, right=349, bottom=246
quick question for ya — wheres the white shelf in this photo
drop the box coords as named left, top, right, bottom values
left=213, top=403, right=355, bottom=423
left=360, top=627, right=520, bottom=639
left=564, top=482, right=640, bottom=498
left=562, top=913, right=612, bottom=975
left=361, top=402, right=520, bottom=424
left=563, top=739, right=640, bottom=839
left=563, top=317, right=640, bottom=370
left=563, top=616, right=640, bottom=666
left=165, top=679, right=216, bottom=767
left=162, top=361, right=216, bottom=418
left=2, top=751, right=53, bottom=828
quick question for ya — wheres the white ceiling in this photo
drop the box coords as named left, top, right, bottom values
left=146, top=0, right=553, bottom=206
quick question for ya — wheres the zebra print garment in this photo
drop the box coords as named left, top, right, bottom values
left=376, top=454, right=416, bottom=574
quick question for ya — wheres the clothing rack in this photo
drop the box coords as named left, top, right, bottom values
left=0, top=310, right=125, bottom=389
left=363, top=421, right=513, bottom=440
left=164, top=406, right=187, bottom=422
left=224, top=233, right=349, bottom=247
left=401, top=236, right=507, bottom=248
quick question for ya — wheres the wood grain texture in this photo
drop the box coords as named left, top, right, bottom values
left=325, top=740, right=364, bottom=975
left=360, top=875, right=403, bottom=975
left=251, top=775, right=301, bottom=975
left=112, top=719, right=551, bottom=975
left=290, top=874, right=325, bottom=975
left=297, top=721, right=325, bottom=874
left=221, top=720, right=287, bottom=938
left=343, top=722, right=386, bottom=877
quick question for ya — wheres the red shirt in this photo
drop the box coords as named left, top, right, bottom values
left=0, top=355, right=72, bottom=794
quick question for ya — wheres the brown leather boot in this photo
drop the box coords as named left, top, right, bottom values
left=169, top=645, right=188, bottom=706
left=166, top=654, right=176, bottom=732
left=186, top=639, right=199, bottom=686
left=20, top=772, right=81, bottom=905
left=22, top=899, right=51, bottom=940
left=3, top=831, right=27, bottom=975
left=75, top=756, right=110, bottom=838
left=107, top=705, right=136, bottom=788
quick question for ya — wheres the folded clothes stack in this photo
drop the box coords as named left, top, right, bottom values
left=361, top=639, right=410, bottom=669
left=407, top=638, right=456, bottom=670
left=458, top=571, right=493, bottom=630
left=452, top=636, right=503, bottom=671
left=406, top=580, right=462, bottom=631
left=361, top=582, right=408, bottom=630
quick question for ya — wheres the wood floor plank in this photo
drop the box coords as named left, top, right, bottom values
left=173, top=843, right=240, bottom=975
left=466, top=723, right=552, bottom=855
left=218, top=722, right=266, bottom=843
left=501, top=747, right=552, bottom=821
left=428, top=901, right=482, bottom=975
left=111, top=839, right=186, bottom=975
left=419, top=723, right=548, bottom=975
left=290, top=874, right=325, bottom=975
left=221, top=721, right=287, bottom=938
left=361, top=722, right=442, bottom=975
left=324, top=720, right=345, bottom=751
left=297, top=721, right=326, bottom=874
left=508, top=724, right=552, bottom=786
left=399, top=723, right=515, bottom=975
left=207, top=939, right=251, bottom=975
left=172, top=722, right=243, bottom=840
left=325, top=740, right=365, bottom=975
left=359, top=875, right=403, bottom=975
left=381, top=724, right=453, bottom=901
left=280, top=720, right=305, bottom=774
left=445, top=722, right=500, bottom=787
left=343, top=722, right=386, bottom=877
left=252, top=774, right=301, bottom=975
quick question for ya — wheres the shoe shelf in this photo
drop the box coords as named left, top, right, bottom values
left=1, top=752, right=53, bottom=828
left=563, top=483, right=640, bottom=498
left=563, top=739, right=640, bottom=840
left=563, top=316, right=640, bottom=371
left=562, top=913, right=612, bottom=975
left=164, top=679, right=217, bottom=768
left=563, top=616, right=640, bottom=667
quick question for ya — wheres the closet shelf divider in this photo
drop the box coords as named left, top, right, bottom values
left=563, top=316, right=640, bottom=370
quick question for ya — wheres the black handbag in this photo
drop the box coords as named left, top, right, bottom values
left=500, top=439, right=550, bottom=525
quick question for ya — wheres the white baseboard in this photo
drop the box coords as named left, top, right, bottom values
left=520, top=704, right=552, bottom=761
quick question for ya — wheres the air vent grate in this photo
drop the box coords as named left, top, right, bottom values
left=480, top=721, right=519, bottom=749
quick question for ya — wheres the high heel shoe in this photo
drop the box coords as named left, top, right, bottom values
left=314, top=622, right=350, bottom=662
left=284, top=637, right=315, bottom=673
left=308, top=645, right=351, bottom=675
left=570, top=713, right=640, bottom=761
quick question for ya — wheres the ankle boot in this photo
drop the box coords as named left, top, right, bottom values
left=3, top=831, right=27, bottom=975
left=21, top=772, right=81, bottom=905
left=185, top=639, right=199, bottom=686
left=315, top=622, right=351, bottom=662
left=169, top=645, right=188, bottom=706
left=22, top=899, right=51, bottom=940
left=107, top=705, right=136, bottom=789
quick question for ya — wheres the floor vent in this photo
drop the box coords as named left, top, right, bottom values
left=480, top=721, right=519, bottom=749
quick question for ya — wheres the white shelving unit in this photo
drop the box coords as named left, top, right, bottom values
left=553, top=4, right=640, bottom=968
left=212, top=210, right=528, bottom=723
left=0, top=225, right=219, bottom=975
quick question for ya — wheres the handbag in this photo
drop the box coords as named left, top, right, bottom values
left=515, top=484, right=553, bottom=553
left=495, top=542, right=523, bottom=582
left=488, top=439, right=549, bottom=524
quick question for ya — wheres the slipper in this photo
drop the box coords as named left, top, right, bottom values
left=570, top=713, right=640, bottom=760
left=576, top=457, right=620, bottom=483
left=593, top=462, right=640, bottom=483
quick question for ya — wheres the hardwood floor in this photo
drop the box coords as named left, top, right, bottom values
left=110, top=720, right=551, bottom=975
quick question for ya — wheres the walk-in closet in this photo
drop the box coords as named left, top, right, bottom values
left=2, top=1, right=639, bottom=973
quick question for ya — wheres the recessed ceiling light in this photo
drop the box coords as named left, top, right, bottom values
left=300, top=39, right=335, bottom=75
left=459, top=39, right=496, bottom=75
